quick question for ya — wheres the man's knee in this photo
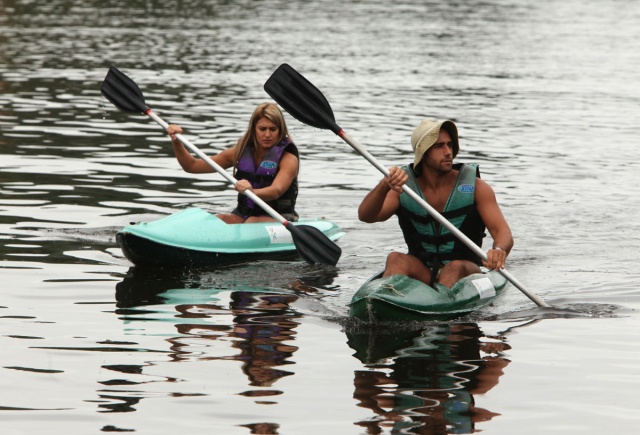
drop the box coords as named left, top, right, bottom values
left=443, top=260, right=480, bottom=276
left=446, top=259, right=466, bottom=271
left=386, top=251, right=406, bottom=265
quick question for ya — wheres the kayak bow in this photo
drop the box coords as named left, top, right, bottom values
left=349, top=269, right=509, bottom=322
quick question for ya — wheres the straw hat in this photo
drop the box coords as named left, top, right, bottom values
left=411, top=119, right=459, bottom=168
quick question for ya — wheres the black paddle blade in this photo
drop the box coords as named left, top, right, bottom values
left=286, top=223, right=341, bottom=266
left=264, top=64, right=342, bottom=135
left=101, top=66, right=149, bottom=114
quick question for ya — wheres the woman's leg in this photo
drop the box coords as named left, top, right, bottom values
left=216, top=213, right=246, bottom=224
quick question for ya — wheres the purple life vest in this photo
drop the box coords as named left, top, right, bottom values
left=233, top=140, right=298, bottom=218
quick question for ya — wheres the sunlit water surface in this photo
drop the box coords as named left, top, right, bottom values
left=2, top=0, right=640, bottom=433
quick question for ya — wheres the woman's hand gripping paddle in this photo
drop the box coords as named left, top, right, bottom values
left=100, top=66, right=341, bottom=266
left=264, top=64, right=549, bottom=307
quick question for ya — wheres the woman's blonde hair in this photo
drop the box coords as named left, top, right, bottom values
left=233, top=103, right=291, bottom=173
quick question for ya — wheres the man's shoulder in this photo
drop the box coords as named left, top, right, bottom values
left=473, top=177, right=495, bottom=199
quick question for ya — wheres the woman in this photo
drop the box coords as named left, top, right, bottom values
left=167, top=102, right=299, bottom=224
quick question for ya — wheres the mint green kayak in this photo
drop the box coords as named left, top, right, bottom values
left=117, top=207, right=345, bottom=267
left=349, top=269, right=509, bottom=322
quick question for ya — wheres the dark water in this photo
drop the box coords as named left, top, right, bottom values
left=2, top=0, right=640, bottom=433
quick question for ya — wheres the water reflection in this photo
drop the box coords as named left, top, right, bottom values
left=3, top=0, right=640, bottom=431
left=115, top=262, right=339, bottom=308
left=347, top=323, right=512, bottom=434
left=109, top=264, right=337, bottom=413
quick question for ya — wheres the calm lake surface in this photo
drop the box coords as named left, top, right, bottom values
left=2, top=0, right=640, bottom=433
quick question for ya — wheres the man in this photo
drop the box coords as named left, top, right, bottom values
left=358, top=118, right=513, bottom=287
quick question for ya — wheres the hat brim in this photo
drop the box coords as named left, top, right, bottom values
left=413, top=120, right=459, bottom=168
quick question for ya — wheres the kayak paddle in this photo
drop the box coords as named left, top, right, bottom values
left=264, top=63, right=549, bottom=307
left=101, top=66, right=342, bottom=266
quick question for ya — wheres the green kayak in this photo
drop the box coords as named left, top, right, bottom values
left=349, top=269, right=509, bottom=322
left=117, top=207, right=344, bottom=267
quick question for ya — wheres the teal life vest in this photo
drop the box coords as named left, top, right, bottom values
left=396, top=163, right=486, bottom=269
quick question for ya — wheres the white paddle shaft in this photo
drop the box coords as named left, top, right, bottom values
left=146, top=109, right=287, bottom=226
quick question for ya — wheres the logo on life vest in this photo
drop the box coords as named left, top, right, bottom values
left=458, top=184, right=475, bottom=193
left=261, top=161, right=278, bottom=170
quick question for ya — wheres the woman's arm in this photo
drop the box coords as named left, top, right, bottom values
left=168, top=124, right=235, bottom=173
